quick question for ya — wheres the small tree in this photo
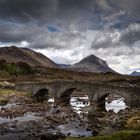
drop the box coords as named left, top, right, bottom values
left=16, top=61, right=32, bottom=74
left=0, top=59, right=7, bottom=70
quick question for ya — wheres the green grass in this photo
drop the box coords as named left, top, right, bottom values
left=0, top=88, right=27, bottom=96
left=0, top=88, right=15, bottom=95
left=65, top=130, right=140, bottom=140
left=0, top=89, right=15, bottom=105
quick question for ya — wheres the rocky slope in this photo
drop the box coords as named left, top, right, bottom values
left=71, top=55, right=115, bottom=73
left=0, top=46, right=58, bottom=68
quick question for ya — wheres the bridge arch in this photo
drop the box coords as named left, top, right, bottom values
left=97, top=93, right=110, bottom=111
left=56, top=87, right=91, bottom=109
left=92, top=87, right=131, bottom=111
left=56, top=88, right=76, bottom=105
left=34, top=88, right=49, bottom=102
left=97, top=93, right=127, bottom=112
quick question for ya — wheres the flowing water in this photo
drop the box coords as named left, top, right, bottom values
left=70, top=96, right=90, bottom=114
left=0, top=103, right=18, bottom=110
left=0, top=112, right=41, bottom=124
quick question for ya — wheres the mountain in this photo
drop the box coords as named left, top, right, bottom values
left=130, top=71, right=140, bottom=76
left=70, top=55, right=115, bottom=73
left=0, top=46, right=58, bottom=68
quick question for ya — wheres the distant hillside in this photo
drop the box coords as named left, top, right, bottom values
left=0, top=46, right=58, bottom=68
left=70, top=55, right=115, bottom=73
left=130, top=71, right=140, bottom=76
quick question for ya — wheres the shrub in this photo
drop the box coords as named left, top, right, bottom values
left=5, top=63, right=19, bottom=76
left=16, top=61, right=32, bottom=74
left=0, top=59, right=7, bottom=70
left=0, top=59, right=32, bottom=76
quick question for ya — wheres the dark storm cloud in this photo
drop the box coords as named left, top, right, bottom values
left=0, top=21, right=30, bottom=42
left=0, top=0, right=138, bottom=23
left=120, top=24, right=140, bottom=45
left=0, top=0, right=140, bottom=48
left=0, top=0, right=59, bottom=22
left=0, top=0, right=93, bottom=22
left=0, top=0, right=139, bottom=21
left=0, top=19, right=48, bottom=43
left=108, top=0, right=140, bottom=14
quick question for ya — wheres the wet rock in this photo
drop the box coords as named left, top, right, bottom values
left=86, top=128, right=91, bottom=131
left=67, top=132, right=71, bottom=136
left=53, top=108, right=61, bottom=114
left=40, top=132, right=65, bottom=140
left=0, top=81, right=14, bottom=89
left=108, top=109, right=114, bottom=113
left=92, top=129, right=99, bottom=136
left=10, top=121, right=17, bottom=128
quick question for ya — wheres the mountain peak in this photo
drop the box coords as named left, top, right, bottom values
left=80, top=55, right=107, bottom=65
left=84, top=55, right=97, bottom=59
left=71, top=54, right=114, bottom=73
left=82, top=55, right=98, bottom=61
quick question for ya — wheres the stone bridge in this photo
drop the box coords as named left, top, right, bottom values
left=15, top=80, right=140, bottom=111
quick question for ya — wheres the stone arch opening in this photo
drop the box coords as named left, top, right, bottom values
left=59, top=88, right=90, bottom=114
left=97, top=93, right=110, bottom=111
left=70, top=89, right=90, bottom=114
left=34, top=88, right=49, bottom=102
left=98, top=93, right=127, bottom=113
left=105, top=94, right=127, bottom=113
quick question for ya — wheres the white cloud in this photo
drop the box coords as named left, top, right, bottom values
left=0, top=41, right=29, bottom=47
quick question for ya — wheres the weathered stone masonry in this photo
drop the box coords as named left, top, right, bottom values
left=15, top=80, right=140, bottom=111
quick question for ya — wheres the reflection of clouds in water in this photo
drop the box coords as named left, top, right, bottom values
left=57, top=121, right=92, bottom=137
left=106, top=97, right=127, bottom=113
left=0, top=112, right=41, bottom=124
left=0, top=103, right=18, bottom=110
left=70, top=96, right=90, bottom=114
left=48, top=98, right=54, bottom=103
left=48, top=98, right=55, bottom=107
left=70, top=96, right=127, bottom=114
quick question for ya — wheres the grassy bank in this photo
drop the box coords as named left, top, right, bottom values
left=0, top=88, right=26, bottom=105
left=65, top=130, right=140, bottom=140
left=0, top=88, right=15, bottom=95
left=0, top=88, right=16, bottom=105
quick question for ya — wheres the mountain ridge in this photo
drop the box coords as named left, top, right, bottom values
left=130, top=71, right=140, bottom=76
left=0, top=46, right=58, bottom=68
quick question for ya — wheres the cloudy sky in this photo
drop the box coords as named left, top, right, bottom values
left=0, top=0, right=140, bottom=74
